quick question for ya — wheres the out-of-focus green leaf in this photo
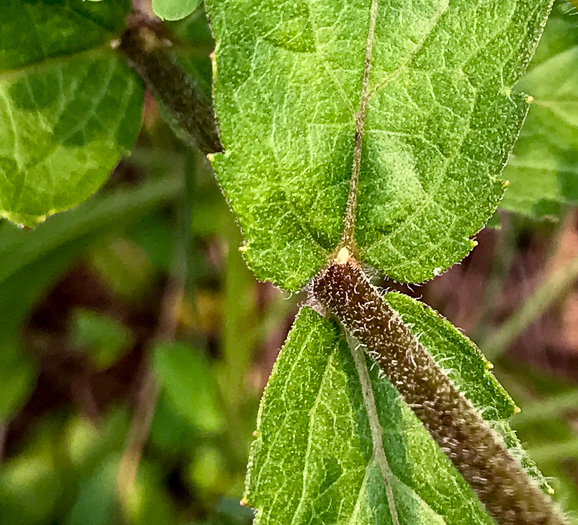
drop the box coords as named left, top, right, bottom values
left=70, top=309, right=133, bottom=370
left=501, top=1, right=578, bottom=218
left=0, top=179, right=180, bottom=420
left=153, top=0, right=200, bottom=21
left=0, top=452, right=62, bottom=525
left=0, top=0, right=143, bottom=227
left=153, top=341, right=225, bottom=433
left=0, top=341, right=37, bottom=420
left=0, top=176, right=181, bottom=289
left=149, top=392, right=200, bottom=456
left=89, top=237, right=155, bottom=298
left=208, top=497, right=254, bottom=525
left=66, top=456, right=119, bottom=525
left=123, top=461, right=179, bottom=525
left=187, top=444, right=228, bottom=493
left=64, top=408, right=131, bottom=474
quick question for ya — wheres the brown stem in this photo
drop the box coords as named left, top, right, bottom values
left=119, top=18, right=222, bottom=155
left=313, top=251, right=566, bottom=525
left=117, top=277, right=185, bottom=501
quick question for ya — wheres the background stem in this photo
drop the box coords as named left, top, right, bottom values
left=117, top=174, right=190, bottom=501
left=483, top=254, right=578, bottom=360
left=120, top=19, right=222, bottom=155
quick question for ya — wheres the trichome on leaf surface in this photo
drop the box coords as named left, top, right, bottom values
left=0, top=0, right=575, bottom=523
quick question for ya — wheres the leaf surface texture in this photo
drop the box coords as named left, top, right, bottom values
left=0, top=0, right=143, bottom=227
left=246, top=303, right=550, bottom=523
left=207, top=0, right=552, bottom=290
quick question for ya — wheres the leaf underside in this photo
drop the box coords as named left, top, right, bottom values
left=207, top=0, right=552, bottom=291
left=0, top=0, right=143, bottom=227
left=501, top=1, right=578, bottom=219
left=246, top=304, right=550, bottom=524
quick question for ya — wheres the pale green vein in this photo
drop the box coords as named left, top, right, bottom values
left=304, top=0, right=355, bottom=113
left=292, top=355, right=334, bottom=520
left=349, top=336, right=400, bottom=525
left=0, top=88, right=21, bottom=168
left=0, top=45, right=114, bottom=83
left=342, top=0, right=451, bottom=251
left=367, top=0, right=450, bottom=99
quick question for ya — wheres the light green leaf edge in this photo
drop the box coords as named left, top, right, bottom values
left=152, top=0, right=201, bottom=21
left=0, top=0, right=144, bottom=227
left=206, top=0, right=553, bottom=291
left=246, top=302, right=550, bottom=523
left=501, top=1, right=578, bottom=219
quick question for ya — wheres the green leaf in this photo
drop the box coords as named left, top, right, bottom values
left=70, top=309, right=133, bottom=370
left=206, top=0, right=552, bottom=290
left=124, top=460, right=179, bottom=525
left=246, top=305, right=550, bottom=522
left=66, top=456, right=119, bottom=525
left=0, top=452, right=62, bottom=525
left=501, top=1, right=578, bottom=219
left=0, top=0, right=143, bottom=227
left=152, top=0, right=200, bottom=21
left=246, top=307, right=493, bottom=523
left=0, top=341, right=37, bottom=421
left=153, top=341, right=225, bottom=433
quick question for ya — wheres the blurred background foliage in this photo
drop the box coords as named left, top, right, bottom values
left=2, top=1, right=578, bottom=524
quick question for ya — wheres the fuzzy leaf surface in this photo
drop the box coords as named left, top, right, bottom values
left=207, top=0, right=552, bottom=290
left=501, top=1, right=578, bottom=219
left=246, top=305, right=548, bottom=523
left=0, top=0, right=143, bottom=227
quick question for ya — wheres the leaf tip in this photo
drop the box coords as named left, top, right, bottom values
left=525, top=94, right=534, bottom=105
left=503, top=180, right=510, bottom=188
left=514, top=405, right=521, bottom=414
left=240, top=498, right=249, bottom=507
left=486, top=361, right=494, bottom=370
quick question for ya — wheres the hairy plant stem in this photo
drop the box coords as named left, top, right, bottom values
left=120, top=18, right=222, bottom=155
left=313, top=251, right=566, bottom=525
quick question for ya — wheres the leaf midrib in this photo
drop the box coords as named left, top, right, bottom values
left=0, top=44, right=115, bottom=83
left=340, top=0, right=379, bottom=248
left=340, top=0, right=451, bottom=251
